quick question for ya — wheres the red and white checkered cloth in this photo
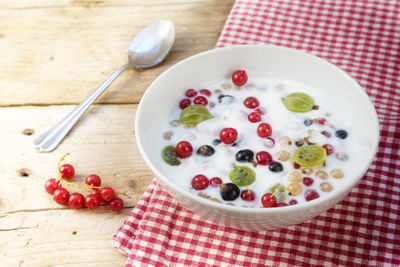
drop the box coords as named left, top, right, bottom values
left=113, top=0, right=400, bottom=265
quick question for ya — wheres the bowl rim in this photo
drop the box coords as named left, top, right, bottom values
left=135, top=44, right=380, bottom=214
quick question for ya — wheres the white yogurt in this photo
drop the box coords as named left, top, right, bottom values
left=159, top=77, right=363, bottom=207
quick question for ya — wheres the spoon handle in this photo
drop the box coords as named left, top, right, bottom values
left=34, top=63, right=129, bottom=152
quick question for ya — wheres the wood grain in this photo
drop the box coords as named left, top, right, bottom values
left=0, top=0, right=234, bottom=106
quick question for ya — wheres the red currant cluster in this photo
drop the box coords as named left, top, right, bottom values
left=44, top=153, right=124, bottom=211
left=179, top=88, right=213, bottom=109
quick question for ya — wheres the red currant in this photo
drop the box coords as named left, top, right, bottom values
left=257, top=123, right=272, bottom=138
left=241, top=189, right=255, bottom=201
left=318, top=118, right=327, bottom=125
left=101, top=187, right=116, bottom=203
left=45, top=178, right=61, bottom=194
left=261, top=193, right=277, bottom=208
left=303, top=177, right=314, bottom=186
left=85, top=174, right=101, bottom=187
left=248, top=112, right=261, bottom=123
left=293, top=162, right=301, bottom=169
left=243, top=97, right=259, bottom=109
left=53, top=188, right=70, bottom=205
left=194, top=96, right=208, bottom=106
left=321, top=130, right=331, bottom=138
left=322, top=144, right=334, bottom=155
left=179, top=99, right=191, bottom=109
left=210, top=177, right=223, bottom=187
left=175, top=141, right=193, bottom=158
left=92, top=188, right=102, bottom=200
left=59, top=164, right=75, bottom=181
left=185, top=89, right=197, bottom=98
left=276, top=203, right=288, bottom=207
left=256, top=151, right=272, bottom=165
left=85, top=194, right=102, bottom=209
left=69, top=193, right=85, bottom=210
left=264, top=137, right=275, bottom=148
left=191, top=174, right=209, bottom=190
left=219, top=128, right=238, bottom=144
left=304, top=190, right=319, bottom=201
left=199, top=89, right=212, bottom=96
left=254, top=107, right=265, bottom=115
left=289, top=199, right=298, bottom=205
left=232, top=70, right=248, bottom=86
left=110, top=198, right=124, bottom=211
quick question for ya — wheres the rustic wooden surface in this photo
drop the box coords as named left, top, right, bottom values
left=0, top=0, right=234, bottom=266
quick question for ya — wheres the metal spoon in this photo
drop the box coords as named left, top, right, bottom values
left=34, top=20, right=175, bottom=152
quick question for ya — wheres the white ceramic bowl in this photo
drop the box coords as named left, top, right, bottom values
left=135, top=45, right=379, bottom=231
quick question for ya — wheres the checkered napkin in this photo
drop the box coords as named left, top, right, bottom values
left=112, top=0, right=400, bottom=265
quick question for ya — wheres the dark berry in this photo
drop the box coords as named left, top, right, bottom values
left=257, top=123, right=272, bottom=137
left=218, top=95, right=235, bottom=104
left=179, top=99, right=191, bottom=109
left=199, top=89, right=211, bottom=96
left=335, top=130, right=348, bottom=139
left=232, top=70, right=248, bottom=86
left=175, top=141, right=193, bottom=158
left=248, top=112, right=261, bottom=123
left=304, top=190, right=319, bottom=201
left=210, top=177, right=223, bottom=187
left=255, top=151, right=272, bottom=165
left=197, top=145, right=215, bottom=156
left=235, top=149, right=254, bottom=162
left=269, top=162, right=283, bottom=172
left=322, top=144, right=334, bottom=155
left=289, top=199, right=298, bottom=205
left=191, top=174, right=209, bottom=190
left=194, top=96, right=208, bottom=106
left=185, top=89, right=197, bottom=98
left=304, top=119, right=312, bottom=126
left=276, top=203, right=288, bottom=207
left=219, top=183, right=240, bottom=201
left=321, top=130, right=331, bottom=138
left=241, top=189, right=256, bottom=201
left=261, top=193, right=277, bottom=208
left=213, top=139, right=221, bottom=146
left=303, top=177, right=314, bottom=186
left=219, top=128, right=238, bottom=144
left=243, top=97, right=259, bottom=109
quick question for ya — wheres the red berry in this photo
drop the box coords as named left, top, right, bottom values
left=191, top=174, right=209, bottom=190
left=254, top=108, right=265, bottom=115
left=101, top=187, right=116, bottom=203
left=321, top=130, right=331, bottom=138
left=69, top=193, right=85, bottom=210
left=219, top=128, right=238, bottom=144
left=255, top=151, right=272, bottom=165
left=199, top=89, right=212, bottom=96
left=53, top=188, right=70, bottom=205
left=261, top=193, right=277, bottom=208
left=257, top=123, right=272, bottom=138
left=293, top=162, right=301, bottom=169
left=276, top=203, right=288, bottom=207
left=264, top=137, right=275, bottom=148
left=318, top=118, right=327, bottom=125
left=185, top=89, right=197, bottom=98
left=241, top=189, right=255, bottom=201
left=45, top=178, right=61, bottom=194
left=175, top=141, right=193, bottom=158
left=303, top=177, right=314, bottom=186
left=232, top=70, right=248, bottom=86
left=248, top=112, right=261, bottom=123
left=304, top=190, right=319, bottom=201
left=59, top=164, right=75, bottom=181
left=289, top=199, right=298, bottom=205
left=210, top=177, right=223, bottom=187
left=322, top=144, right=334, bottom=155
left=243, top=97, right=259, bottom=109
left=110, top=198, right=124, bottom=211
left=85, top=174, right=101, bottom=187
left=92, top=188, right=102, bottom=200
left=85, top=194, right=102, bottom=209
left=194, top=96, right=208, bottom=106
left=179, top=99, right=191, bottom=109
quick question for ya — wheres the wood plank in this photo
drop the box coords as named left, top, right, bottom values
left=0, top=104, right=153, bottom=265
left=0, top=0, right=234, bottom=106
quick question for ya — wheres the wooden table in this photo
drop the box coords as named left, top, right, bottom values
left=0, top=1, right=234, bottom=265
